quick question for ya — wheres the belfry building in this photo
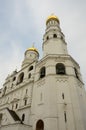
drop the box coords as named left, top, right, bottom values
left=0, top=15, right=86, bottom=130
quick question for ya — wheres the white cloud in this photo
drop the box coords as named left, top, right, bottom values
left=0, top=41, right=23, bottom=87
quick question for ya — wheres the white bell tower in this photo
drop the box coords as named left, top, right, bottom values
left=43, top=15, right=68, bottom=56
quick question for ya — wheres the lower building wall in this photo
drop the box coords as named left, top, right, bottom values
left=0, top=123, right=32, bottom=130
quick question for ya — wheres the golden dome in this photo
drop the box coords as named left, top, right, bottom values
left=27, top=47, right=39, bottom=54
left=46, top=14, right=60, bottom=25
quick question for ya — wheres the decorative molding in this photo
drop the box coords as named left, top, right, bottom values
left=56, top=76, right=68, bottom=82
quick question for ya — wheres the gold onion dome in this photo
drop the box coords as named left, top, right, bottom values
left=46, top=14, right=60, bottom=25
left=27, top=46, right=39, bottom=54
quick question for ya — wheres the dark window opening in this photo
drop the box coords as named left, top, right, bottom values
left=0, top=113, right=2, bottom=121
left=64, top=112, right=67, bottom=123
left=53, top=34, right=57, bottom=38
left=62, top=93, right=64, bottom=99
left=15, top=103, right=18, bottom=109
left=29, top=66, right=33, bottom=71
left=4, top=86, right=7, bottom=92
left=46, top=36, right=49, bottom=40
left=22, top=114, right=25, bottom=122
left=24, top=99, right=27, bottom=106
left=74, top=68, right=79, bottom=79
left=56, top=63, right=65, bottom=75
left=36, top=120, right=44, bottom=130
left=17, top=72, right=24, bottom=84
left=13, top=77, right=16, bottom=81
left=28, top=73, right=31, bottom=79
left=40, top=67, right=46, bottom=79
left=3, top=86, right=7, bottom=95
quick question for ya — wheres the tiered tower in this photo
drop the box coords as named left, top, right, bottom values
left=43, top=15, right=68, bottom=56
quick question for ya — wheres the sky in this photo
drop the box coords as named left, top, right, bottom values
left=0, top=0, right=86, bottom=88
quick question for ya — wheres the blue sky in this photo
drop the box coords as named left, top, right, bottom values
left=0, top=0, right=86, bottom=88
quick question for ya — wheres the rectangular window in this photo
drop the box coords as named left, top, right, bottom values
left=62, top=93, right=64, bottom=99
left=24, top=99, right=27, bottom=106
left=64, top=111, right=67, bottom=123
left=0, top=113, right=2, bottom=124
left=15, top=103, right=18, bottom=109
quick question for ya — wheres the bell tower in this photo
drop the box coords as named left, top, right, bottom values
left=31, top=14, right=86, bottom=130
left=43, top=15, right=68, bottom=56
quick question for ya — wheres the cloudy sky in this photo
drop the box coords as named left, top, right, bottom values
left=0, top=0, right=86, bottom=88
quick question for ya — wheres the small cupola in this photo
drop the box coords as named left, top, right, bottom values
left=46, top=14, right=60, bottom=25
left=22, top=45, right=39, bottom=68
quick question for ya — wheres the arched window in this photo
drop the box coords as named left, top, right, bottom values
left=74, top=68, right=79, bottom=79
left=40, top=67, right=46, bottom=79
left=56, top=63, right=65, bottom=75
left=53, top=34, right=57, bottom=38
left=29, top=66, right=33, bottom=71
left=36, top=120, right=44, bottom=130
left=22, top=114, right=25, bottom=122
left=17, top=72, right=24, bottom=84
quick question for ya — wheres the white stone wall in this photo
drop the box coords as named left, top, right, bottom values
left=31, top=55, right=86, bottom=130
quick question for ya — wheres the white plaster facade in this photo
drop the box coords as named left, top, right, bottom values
left=0, top=15, right=86, bottom=130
